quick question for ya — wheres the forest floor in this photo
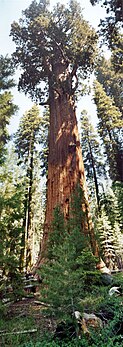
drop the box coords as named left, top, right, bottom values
left=6, top=295, right=56, bottom=333
left=0, top=272, right=123, bottom=346
left=0, top=293, right=57, bottom=346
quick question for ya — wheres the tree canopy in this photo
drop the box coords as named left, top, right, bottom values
left=10, top=0, right=98, bottom=103
left=90, top=0, right=123, bottom=48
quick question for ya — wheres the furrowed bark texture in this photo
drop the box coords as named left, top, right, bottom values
left=40, top=96, right=98, bottom=260
left=36, top=61, right=99, bottom=266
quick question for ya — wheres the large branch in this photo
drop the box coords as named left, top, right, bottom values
left=52, top=40, right=70, bottom=66
left=39, top=98, right=50, bottom=106
left=71, top=63, right=78, bottom=78
left=71, top=72, right=78, bottom=94
left=42, top=56, right=53, bottom=77
left=70, top=64, right=79, bottom=94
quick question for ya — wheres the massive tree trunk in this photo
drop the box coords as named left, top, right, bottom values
left=37, top=61, right=99, bottom=265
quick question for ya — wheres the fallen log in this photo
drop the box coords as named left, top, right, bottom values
left=34, top=300, right=51, bottom=307
left=0, top=328, right=37, bottom=336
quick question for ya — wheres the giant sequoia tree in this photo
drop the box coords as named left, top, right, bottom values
left=11, top=0, right=99, bottom=258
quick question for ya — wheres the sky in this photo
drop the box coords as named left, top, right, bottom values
left=0, top=0, right=107, bottom=134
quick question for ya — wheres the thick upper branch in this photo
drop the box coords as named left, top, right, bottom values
left=39, top=98, right=50, bottom=106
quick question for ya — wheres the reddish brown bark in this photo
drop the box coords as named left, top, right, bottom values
left=35, top=60, right=99, bottom=267
left=40, top=94, right=98, bottom=259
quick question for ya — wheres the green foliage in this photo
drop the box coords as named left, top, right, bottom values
left=113, top=272, right=123, bottom=289
left=80, top=110, right=106, bottom=209
left=96, top=209, right=116, bottom=268
left=47, top=206, right=66, bottom=260
left=1, top=273, right=123, bottom=346
left=19, top=338, right=123, bottom=347
left=96, top=186, right=123, bottom=269
left=40, top=186, right=99, bottom=321
left=112, top=182, right=123, bottom=229
left=14, top=105, right=43, bottom=271
left=0, top=316, right=37, bottom=347
left=95, top=56, right=123, bottom=115
left=100, top=186, right=122, bottom=229
left=90, top=0, right=122, bottom=23
left=10, top=0, right=98, bottom=102
left=0, top=54, right=15, bottom=90
left=0, top=55, right=18, bottom=163
left=92, top=66, right=123, bottom=265
left=0, top=149, right=25, bottom=298
left=1, top=305, right=123, bottom=347
left=93, top=79, right=123, bottom=182
left=39, top=107, right=49, bottom=177
left=15, top=105, right=42, bottom=162
left=110, top=32, right=123, bottom=73
left=98, top=294, right=123, bottom=331
left=0, top=301, right=6, bottom=317
left=90, top=0, right=122, bottom=49
left=100, top=184, right=123, bottom=268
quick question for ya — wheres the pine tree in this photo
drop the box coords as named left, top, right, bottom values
left=95, top=56, right=123, bottom=116
left=28, top=156, right=44, bottom=265
left=100, top=186, right=122, bottom=229
left=40, top=107, right=49, bottom=178
left=40, top=187, right=99, bottom=322
left=93, top=79, right=123, bottom=182
left=113, top=182, right=123, bottom=230
left=80, top=110, right=106, bottom=209
left=0, top=55, right=18, bottom=163
left=113, top=222, right=123, bottom=269
left=0, top=148, right=25, bottom=297
left=97, top=185, right=123, bottom=269
left=15, top=105, right=42, bottom=271
left=96, top=210, right=116, bottom=269
left=0, top=55, right=15, bottom=90
left=110, top=32, right=123, bottom=74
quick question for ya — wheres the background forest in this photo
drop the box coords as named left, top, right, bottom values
left=0, top=0, right=123, bottom=346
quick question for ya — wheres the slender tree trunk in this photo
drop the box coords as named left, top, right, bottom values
left=26, top=139, right=34, bottom=271
left=19, top=187, right=28, bottom=272
left=19, top=138, right=34, bottom=272
left=88, top=140, right=100, bottom=209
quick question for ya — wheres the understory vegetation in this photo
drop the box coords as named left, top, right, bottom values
left=0, top=202, right=123, bottom=346
left=0, top=273, right=123, bottom=346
